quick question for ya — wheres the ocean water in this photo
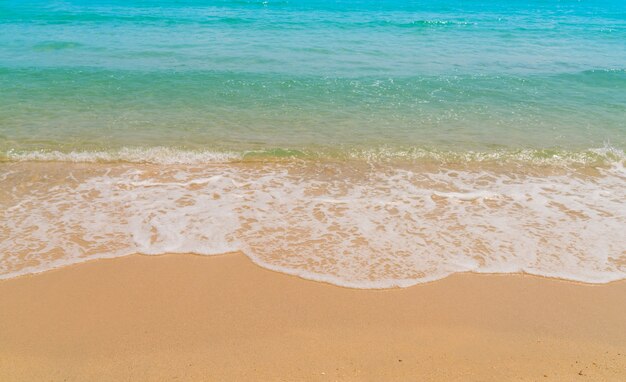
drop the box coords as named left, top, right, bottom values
left=1, top=0, right=625, bottom=287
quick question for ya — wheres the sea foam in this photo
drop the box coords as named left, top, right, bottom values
left=1, top=160, right=624, bottom=288
left=2, top=145, right=624, bottom=166
left=2, top=147, right=241, bottom=164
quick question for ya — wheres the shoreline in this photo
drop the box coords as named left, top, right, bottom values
left=1, top=252, right=625, bottom=381
left=3, top=160, right=625, bottom=289
left=3, top=251, right=626, bottom=289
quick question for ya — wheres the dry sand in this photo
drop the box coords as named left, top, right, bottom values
left=0, top=252, right=625, bottom=381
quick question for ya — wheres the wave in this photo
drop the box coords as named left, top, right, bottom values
left=353, top=19, right=474, bottom=29
left=7, top=9, right=471, bottom=30
left=1, top=147, right=242, bottom=164
left=1, top=157, right=625, bottom=288
left=2, top=145, right=624, bottom=166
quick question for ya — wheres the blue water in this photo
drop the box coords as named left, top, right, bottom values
left=1, top=0, right=625, bottom=158
left=1, top=0, right=626, bottom=287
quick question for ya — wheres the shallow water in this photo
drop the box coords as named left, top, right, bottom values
left=1, top=0, right=625, bottom=287
left=1, top=160, right=625, bottom=287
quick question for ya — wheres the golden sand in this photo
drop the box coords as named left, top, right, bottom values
left=1, top=252, right=625, bottom=381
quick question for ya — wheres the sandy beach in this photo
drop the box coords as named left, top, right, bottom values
left=2, top=0, right=626, bottom=381
left=1, top=252, right=624, bottom=381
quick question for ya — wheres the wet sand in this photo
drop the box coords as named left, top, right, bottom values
left=0, top=252, right=625, bottom=381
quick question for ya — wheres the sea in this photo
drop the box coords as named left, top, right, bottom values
left=1, top=0, right=625, bottom=287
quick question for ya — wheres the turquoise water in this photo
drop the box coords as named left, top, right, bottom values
left=1, top=0, right=625, bottom=158
left=1, top=1, right=626, bottom=287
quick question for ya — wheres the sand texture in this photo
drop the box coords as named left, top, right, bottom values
left=1, top=253, right=625, bottom=381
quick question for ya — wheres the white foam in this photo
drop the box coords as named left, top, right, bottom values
left=2, top=145, right=624, bottom=167
left=1, top=161, right=625, bottom=288
left=3, top=147, right=241, bottom=164
left=346, top=145, right=626, bottom=166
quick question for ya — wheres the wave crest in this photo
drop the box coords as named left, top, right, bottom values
left=2, top=145, right=624, bottom=167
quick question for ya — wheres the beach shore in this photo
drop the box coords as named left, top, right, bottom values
left=1, top=252, right=625, bottom=381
